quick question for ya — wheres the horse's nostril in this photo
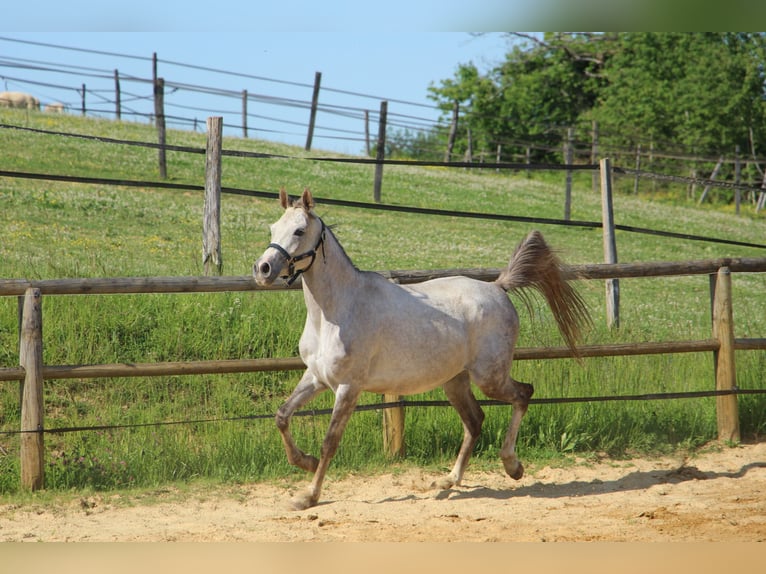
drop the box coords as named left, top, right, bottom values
left=259, top=262, right=271, bottom=275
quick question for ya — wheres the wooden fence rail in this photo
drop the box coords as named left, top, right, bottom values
left=2, top=257, right=766, bottom=489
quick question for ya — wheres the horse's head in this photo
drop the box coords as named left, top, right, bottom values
left=253, top=188, right=326, bottom=286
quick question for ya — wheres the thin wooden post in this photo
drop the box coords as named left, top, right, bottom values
left=734, top=145, right=741, bottom=215
left=305, top=71, right=321, bottom=151
left=383, top=395, right=405, bottom=458
left=154, top=77, right=167, bottom=179
left=525, top=146, right=531, bottom=178
left=564, top=127, right=573, bottom=221
left=203, top=117, right=223, bottom=276
left=364, top=110, right=371, bottom=156
left=19, top=288, right=44, bottom=490
left=242, top=90, right=248, bottom=138
left=633, top=144, right=641, bottom=195
left=373, top=100, right=387, bottom=203
left=114, top=69, right=121, bottom=120
left=80, top=83, right=86, bottom=116
left=591, top=120, right=599, bottom=193
left=444, top=100, right=459, bottom=163
left=711, top=267, right=740, bottom=443
left=464, top=127, right=473, bottom=164
left=757, top=167, right=766, bottom=213
left=600, top=158, right=620, bottom=329
left=699, top=156, right=724, bottom=205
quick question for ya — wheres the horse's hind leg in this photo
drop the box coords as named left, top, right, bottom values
left=434, top=372, right=485, bottom=490
left=276, top=370, right=326, bottom=473
left=499, top=378, right=534, bottom=480
left=473, top=372, right=533, bottom=481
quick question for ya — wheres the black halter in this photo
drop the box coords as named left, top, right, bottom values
left=267, top=219, right=327, bottom=286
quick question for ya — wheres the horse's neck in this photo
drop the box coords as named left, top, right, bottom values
left=301, top=228, right=360, bottom=318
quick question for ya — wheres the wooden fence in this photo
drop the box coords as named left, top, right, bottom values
left=2, top=257, right=766, bottom=490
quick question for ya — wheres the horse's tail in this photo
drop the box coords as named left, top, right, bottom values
left=495, top=230, right=591, bottom=357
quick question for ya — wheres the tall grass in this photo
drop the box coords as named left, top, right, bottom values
left=0, top=109, right=764, bottom=494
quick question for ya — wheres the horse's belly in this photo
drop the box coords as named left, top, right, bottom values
left=362, top=337, right=469, bottom=395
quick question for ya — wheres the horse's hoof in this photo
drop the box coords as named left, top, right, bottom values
left=503, top=457, right=524, bottom=480
left=431, top=476, right=456, bottom=491
left=290, top=491, right=318, bottom=511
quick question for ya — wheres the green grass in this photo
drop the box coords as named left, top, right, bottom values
left=1, top=108, right=765, bottom=494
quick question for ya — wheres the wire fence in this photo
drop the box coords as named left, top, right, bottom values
left=2, top=122, right=765, bottom=251
left=4, top=33, right=766, bottom=192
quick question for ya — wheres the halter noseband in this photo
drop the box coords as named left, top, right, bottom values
left=267, top=219, right=327, bottom=286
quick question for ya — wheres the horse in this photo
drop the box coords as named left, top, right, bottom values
left=0, top=91, right=40, bottom=110
left=253, top=188, right=590, bottom=510
left=44, top=102, right=66, bottom=113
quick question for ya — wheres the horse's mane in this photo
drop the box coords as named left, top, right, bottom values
left=324, top=223, right=361, bottom=273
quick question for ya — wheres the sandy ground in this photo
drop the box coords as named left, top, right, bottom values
left=1, top=441, right=764, bottom=542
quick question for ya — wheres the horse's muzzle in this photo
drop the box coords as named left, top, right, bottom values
left=253, top=254, right=282, bottom=286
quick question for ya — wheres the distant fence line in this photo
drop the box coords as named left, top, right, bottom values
left=5, top=60, right=766, bottom=171
left=1, top=164, right=764, bottom=252
left=4, top=61, right=766, bottom=214
left=3, top=33, right=766, bottom=213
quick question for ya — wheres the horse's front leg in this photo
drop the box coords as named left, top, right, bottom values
left=276, top=371, right=325, bottom=473
left=292, top=383, right=360, bottom=511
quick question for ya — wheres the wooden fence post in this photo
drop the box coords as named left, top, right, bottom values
left=711, top=267, right=740, bottom=443
left=373, top=100, right=388, bottom=203
left=305, top=71, right=321, bottom=151
left=734, top=145, right=741, bottom=215
left=525, top=147, right=531, bottom=178
left=80, top=83, right=86, bottom=116
left=114, top=69, right=121, bottom=120
left=19, top=288, right=44, bottom=490
left=591, top=120, right=599, bottom=193
left=383, top=396, right=405, bottom=459
left=203, top=117, right=223, bottom=275
left=444, top=100, right=459, bottom=163
left=242, top=90, right=248, bottom=139
left=698, top=156, right=724, bottom=205
left=600, top=158, right=620, bottom=329
left=757, top=168, right=766, bottom=213
left=564, top=127, right=573, bottom=221
left=364, top=110, right=371, bottom=156
left=154, top=77, right=167, bottom=179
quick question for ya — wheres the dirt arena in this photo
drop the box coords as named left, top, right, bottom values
left=1, top=441, right=764, bottom=542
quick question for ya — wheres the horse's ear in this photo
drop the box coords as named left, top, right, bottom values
left=301, top=187, right=314, bottom=210
left=279, top=187, right=289, bottom=209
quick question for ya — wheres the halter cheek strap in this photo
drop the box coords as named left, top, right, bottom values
left=268, top=220, right=327, bottom=286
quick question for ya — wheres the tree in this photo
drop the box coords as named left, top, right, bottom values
left=423, top=32, right=766, bottom=177
left=592, top=33, right=766, bottom=160
left=428, top=33, right=611, bottom=162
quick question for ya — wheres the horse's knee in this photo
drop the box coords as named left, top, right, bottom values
left=275, top=408, right=290, bottom=432
left=513, top=380, right=534, bottom=404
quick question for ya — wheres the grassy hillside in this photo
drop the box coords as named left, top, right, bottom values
left=1, top=109, right=764, bottom=494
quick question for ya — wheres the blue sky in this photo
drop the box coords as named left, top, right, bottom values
left=0, top=32, right=513, bottom=154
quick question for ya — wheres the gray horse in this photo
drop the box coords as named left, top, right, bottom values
left=254, top=188, right=590, bottom=509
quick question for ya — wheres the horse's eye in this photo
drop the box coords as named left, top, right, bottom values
left=294, top=229, right=305, bottom=237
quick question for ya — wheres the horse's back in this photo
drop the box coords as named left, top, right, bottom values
left=405, top=275, right=515, bottom=322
